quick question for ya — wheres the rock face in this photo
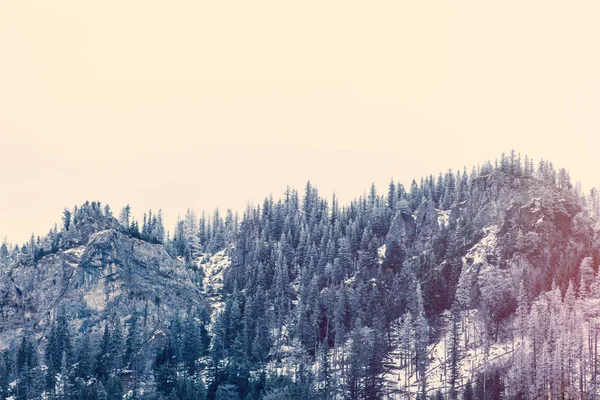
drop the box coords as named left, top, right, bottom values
left=385, top=197, right=441, bottom=260
left=462, top=171, right=519, bottom=230
left=61, top=211, right=121, bottom=248
left=384, top=171, right=594, bottom=298
left=0, top=225, right=207, bottom=348
left=414, top=199, right=440, bottom=252
left=385, top=201, right=415, bottom=252
left=384, top=200, right=415, bottom=266
left=460, top=171, right=580, bottom=232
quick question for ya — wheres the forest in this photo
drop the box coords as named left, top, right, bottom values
left=1, top=151, right=600, bottom=399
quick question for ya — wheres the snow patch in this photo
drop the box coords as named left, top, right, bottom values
left=378, top=244, right=386, bottom=264
left=344, top=274, right=357, bottom=286
left=437, top=209, right=451, bottom=227
left=64, top=245, right=86, bottom=257
left=462, top=226, right=498, bottom=271
left=195, top=249, right=231, bottom=322
left=386, top=309, right=519, bottom=396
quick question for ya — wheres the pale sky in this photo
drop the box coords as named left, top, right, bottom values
left=1, top=1, right=599, bottom=244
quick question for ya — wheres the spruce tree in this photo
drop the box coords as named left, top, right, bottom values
left=448, top=301, right=462, bottom=400
left=0, top=350, right=10, bottom=400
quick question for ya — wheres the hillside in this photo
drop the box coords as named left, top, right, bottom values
left=0, top=154, right=598, bottom=400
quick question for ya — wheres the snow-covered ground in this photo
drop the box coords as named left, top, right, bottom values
left=381, top=225, right=518, bottom=398
left=64, top=245, right=86, bottom=258
left=378, top=244, right=387, bottom=262
left=385, top=309, right=519, bottom=399
left=195, top=248, right=231, bottom=322
left=462, top=226, right=498, bottom=271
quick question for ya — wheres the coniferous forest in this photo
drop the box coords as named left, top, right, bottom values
left=2, top=151, right=600, bottom=399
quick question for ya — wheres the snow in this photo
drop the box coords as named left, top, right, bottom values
left=385, top=309, right=519, bottom=398
left=148, top=329, right=166, bottom=343
left=198, top=249, right=230, bottom=296
left=62, top=245, right=86, bottom=270
left=437, top=209, right=451, bottom=227
left=64, top=245, right=86, bottom=257
left=378, top=244, right=387, bottom=264
left=462, top=226, right=498, bottom=271
left=344, top=274, right=357, bottom=286
left=195, top=248, right=231, bottom=323
left=524, top=198, right=542, bottom=213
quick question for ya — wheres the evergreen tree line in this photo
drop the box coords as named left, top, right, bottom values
left=0, top=151, right=596, bottom=399
left=0, top=150, right=584, bottom=270
left=0, top=310, right=213, bottom=400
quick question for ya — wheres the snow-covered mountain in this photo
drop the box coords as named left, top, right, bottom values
left=0, top=154, right=598, bottom=399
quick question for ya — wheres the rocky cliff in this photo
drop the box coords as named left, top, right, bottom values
left=0, top=220, right=207, bottom=349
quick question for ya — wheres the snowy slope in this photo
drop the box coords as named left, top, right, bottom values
left=195, top=248, right=231, bottom=320
left=385, top=309, right=519, bottom=398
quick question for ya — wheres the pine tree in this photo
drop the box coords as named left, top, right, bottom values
left=110, top=318, right=124, bottom=373
left=463, top=380, right=474, bottom=400
left=346, top=324, right=370, bottom=400
left=442, top=169, right=456, bottom=210
left=215, top=383, right=239, bottom=400
left=45, top=320, right=60, bottom=394
left=580, top=256, right=594, bottom=297
left=413, top=285, right=430, bottom=399
left=125, top=314, right=144, bottom=394
left=96, top=324, right=112, bottom=380
left=182, top=316, right=208, bottom=376
left=106, top=374, right=124, bottom=400
left=15, top=334, right=43, bottom=400
left=317, top=344, right=332, bottom=400
left=364, top=312, right=387, bottom=400
left=211, top=312, right=226, bottom=368
left=154, top=339, right=177, bottom=396
left=252, top=315, right=271, bottom=363
left=399, top=312, right=413, bottom=389
left=448, top=301, right=462, bottom=400
left=119, top=205, right=131, bottom=229
left=62, top=208, right=72, bottom=231
left=515, top=281, right=528, bottom=341
left=387, top=179, right=397, bottom=211
left=332, top=286, right=347, bottom=362
left=0, top=350, right=11, bottom=400
left=76, top=332, right=93, bottom=379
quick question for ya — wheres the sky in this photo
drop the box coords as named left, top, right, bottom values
left=1, top=1, right=599, bottom=244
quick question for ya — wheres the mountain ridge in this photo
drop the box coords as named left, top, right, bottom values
left=0, top=155, right=598, bottom=399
